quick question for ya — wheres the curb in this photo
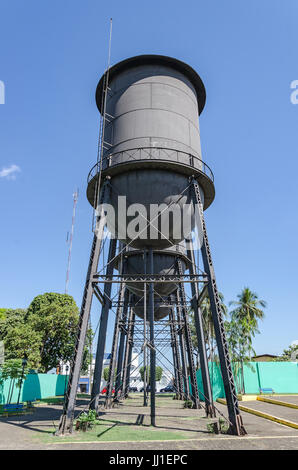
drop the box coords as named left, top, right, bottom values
left=217, top=398, right=298, bottom=430
left=257, top=396, right=298, bottom=409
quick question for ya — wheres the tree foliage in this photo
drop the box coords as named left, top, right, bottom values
left=225, top=287, right=266, bottom=393
left=189, top=292, right=227, bottom=362
left=0, top=309, right=41, bottom=369
left=103, top=366, right=117, bottom=382
left=0, top=358, right=29, bottom=404
left=26, top=293, right=80, bottom=372
left=189, top=287, right=266, bottom=393
left=0, top=293, right=93, bottom=373
left=276, top=343, right=298, bottom=362
left=139, top=366, right=163, bottom=382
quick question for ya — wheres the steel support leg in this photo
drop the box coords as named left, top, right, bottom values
left=143, top=249, right=148, bottom=407
left=169, top=305, right=183, bottom=399
left=121, top=305, right=134, bottom=398
left=57, top=181, right=110, bottom=434
left=114, top=289, right=129, bottom=401
left=148, top=248, right=156, bottom=426
left=175, top=293, right=190, bottom=400
left=177, top=279, right=200, bottom=409
left=90, top=238, right=117, bottom=411
left=124, top=311, right=135, bottom=397
left=191, top=179, right=246, bottom=435
left=187, top=240, right=215, bottom=417
left=105, top=278, right=126, bottom=409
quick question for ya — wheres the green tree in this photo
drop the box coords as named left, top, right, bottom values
left=276, top=343, right=298, bottom=362
left=0, top=309, right=27, bottom=338
left=103, top=366, right=117, bottom=382
left=4, top=323, right=41, bottom=369
left=226, top=287, right=266, bottom=393
left=25, top=293, right=80, bottom=372
left=0, top=359, right=29, bottom=404
left=189, top=293, right=227, bottom=364
left=0, top=309, right=41, bottom=369
left=229, top=287, right=266, bottom=326
left=0, top=309, right=6, bottom=321
left=139, top=366, right=163, bottom=383
left=0, top=294, right=93, bottom=373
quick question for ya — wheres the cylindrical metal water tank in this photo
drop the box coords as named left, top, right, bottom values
left=87, top=55, right=215, bottom=248
left=99, top=57, right=204, bottom=157
left=131, top=294, right=171, bottom=321
left=114, top=243, right=189, bottom=298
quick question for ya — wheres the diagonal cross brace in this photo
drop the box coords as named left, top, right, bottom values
left=191, top=178, right=246, bottom=436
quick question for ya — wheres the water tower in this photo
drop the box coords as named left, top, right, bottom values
left=57, top=55, right=246, bottom=436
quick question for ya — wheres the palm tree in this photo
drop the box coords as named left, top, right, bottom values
left=189, top=293, right=227, bottom=364
left=229, top=287, right=266, bottom=326
left=228, top=287, right=266, bottom=393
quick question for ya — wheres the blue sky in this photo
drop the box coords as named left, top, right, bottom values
left=0, top=0, right=298, bottom=356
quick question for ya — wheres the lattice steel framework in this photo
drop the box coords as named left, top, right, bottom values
left=57, top=175, right=246, bottom=437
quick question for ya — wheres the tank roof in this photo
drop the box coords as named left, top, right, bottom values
left=95, top=54, right=206, bottom=115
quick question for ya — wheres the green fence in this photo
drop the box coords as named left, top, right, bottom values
left=2, top=361, right=298, bottom=404
left=0, top=373, right=68, bottom=404
left=195, top=361, right=298, bottom=401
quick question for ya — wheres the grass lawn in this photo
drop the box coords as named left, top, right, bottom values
left=37, top=397, right=64, bottom=405
left=37, top=418, right=197, bottom=444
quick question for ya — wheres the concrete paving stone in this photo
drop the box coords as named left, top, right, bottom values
left=0, top=396, right=297, bottom=450
left=239, top=399, right=298, bottom=423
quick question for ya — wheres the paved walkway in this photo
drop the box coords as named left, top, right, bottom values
left=241, top=399, right=298, bottom=423
left=0, top=396, right=297, bottom=450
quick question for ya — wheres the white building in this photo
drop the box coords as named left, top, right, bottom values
left=128, top=349, right=173, bottom=391
left=59, top=351, right=173, bottom=393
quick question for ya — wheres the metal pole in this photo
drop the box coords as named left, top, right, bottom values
left=143, top=249, right=147, bottom=406
left=90, top=238, right=117, bottom=411
left=105, top=273, right=126, bottom=409
left=187, top=240, right=215, bottom=417
left=65, top=190, right=78, bottom=294
left=175, top=292, right=190, bottom=400
left=148, top=248, right=156, bottom=426
left=191, top=179, right=246, bottom=435
left=124, top=311, right=135, bottom=397
left=114, top=289, right=129, bottom=401
left=169, top=304, right=183, bottom=399
left=169, top=307, right=179, bottom=395
left=121, top=302, right=133, bottom=398
left=177, top=274, right=200, bottom=409
left=57, top=181, right=110, bottom=434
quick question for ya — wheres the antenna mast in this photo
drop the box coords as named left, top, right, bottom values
left=65, top=189, right=79, bottom=294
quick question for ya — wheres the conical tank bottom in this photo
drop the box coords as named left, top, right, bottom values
left=107, top=169, right=200, bottom=249
left=115, top=244, right=188, bottom=298
left=132, top=297, right=171, bottom=321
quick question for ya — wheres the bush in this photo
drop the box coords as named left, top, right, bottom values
left=75, top=409, right=97, bottom=432
left=218, top=417, right=229, bottom=434
left=206, top=422, right=219, bottom=434
left=183, top=399, right=193, bottom=409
